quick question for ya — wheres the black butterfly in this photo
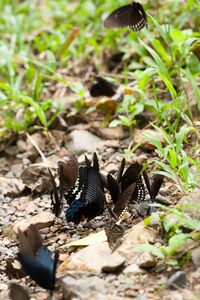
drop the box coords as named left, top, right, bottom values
left=17, top=248, right=59, bottom=295
left=104, top=159, right=146, bottom=218
left=17, top=224, right=59, bottom=295
left=49, top=166, right=63, bottom=217
left=89, top=76, right=124, bottom=102
left=65, top=153, right=104, bottom=223
left=104, top=1, right=148, bottom=32
left=104, top=219, right=124, bottom=251
left=3, top=225, right=42, bottom=280
left=143, top=172, right=164, bottom=212
left=10, top=283, right=29, bottom=300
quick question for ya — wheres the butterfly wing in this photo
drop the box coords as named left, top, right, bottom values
left=49, top=167, right=63, bottom=217
left=90, top=77, right=119, bottom=98
left=17, top=248, right=58, bottom=293
left=128, top=2, right=147, bottom=31
left=150, top=174, right=164, bottom=200
left=105, top=219, right=124, bottom=251
left=57, top=155, right=79, bottom=192
left=65, top=166, right=104, bottom=223
left=104, top=5, right=131, bottom=29
left=19, top=224, right=43, bottom=257
left=116, top=157, right=125, bottom=184
left=107, top=174, right=119, bottom=205
left=113, top=182, right=136, bottom=218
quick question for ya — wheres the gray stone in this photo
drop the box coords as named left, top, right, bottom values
left=137, top=251, right=156, bottom=268
left=65, top=130, right=102, bottom=155
left=166, top=271, right=186, bottom=290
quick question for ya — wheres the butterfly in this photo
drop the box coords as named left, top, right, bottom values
left=10, top=283, right=29, bottom=300
left=17, top=248, right=59, bottom=295
left=17, top=224, right=59, bottom=295
left=104, top=219, right=124, bottom=252
left=65, top=153, right=104, bottom=223
left=3, top=225, right=42, bottom=280
left=104, top=1, right=148, bottom=32
left=18, top=224, right=43, bottom=257
left=104, top=159, right=146, bottom=218
left=49, top=155, right=79, bottom=217
left=89, top=76, right=124, bottom=102
left=143, top=172, right=164, bottom=212
left=49, top=166, right=63, bottom=217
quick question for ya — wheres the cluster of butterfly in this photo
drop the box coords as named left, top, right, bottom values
left=49, top=152, right=164, bottom=251
left=9, top=3, right=150, bottom=297
left=9, top=224, right=58, bottom=300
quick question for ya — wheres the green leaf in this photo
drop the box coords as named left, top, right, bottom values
left=133, top=244, right=165, bottom=259
left=167, top=233, right=191, bottom=255
left=170, top=29, right=186, bottom=43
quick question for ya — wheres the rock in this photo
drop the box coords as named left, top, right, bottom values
left=13, top=212, right=55, bottom=233
left=25, top=201, right=38, bottom=214
left=104, top=163, right=118, bottom=174
left=102, top=253, right=125, bottom=272
left=93, top=125, right=124, bottom=140
left=136, top=203, right=150, bottom=217
left=62, top=275, right=108, bottom=300
left=137, top=154, right=148, bottom=164
left=58, top=242, right=125, bottom=274
left=64, top=130, right=102, bottom=155
left=20, top=162, right=56, bottom=193
left=132, top=129, right=165, bottom=151
left=117, top=221, right=158, bottom=259
left=182, top=289, right=198, bottom=300
left=191, top=247, right=200, bottom=269
left=156, top=195, right=173, bottom=205
left=62, top=275, right=129, bottom=300
left=1, top=224, right=18, bottom=242
left=178, top=188, right=200, bottom=219
left=137, top=252, right=156, bottom=268
left=123, top=264, right=146, bottom=275
left=165, top=271, right=186, bottom=290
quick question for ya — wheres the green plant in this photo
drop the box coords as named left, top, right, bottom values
left=142, top=122, right=199, bottom=193
left=133, top=203, right=200, bottom=266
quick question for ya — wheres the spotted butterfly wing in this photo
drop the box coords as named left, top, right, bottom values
left=105, top=219, right=124, bottom=251
left=104, top=1, right=148, bottom=32
left=17, top=248, right=59, bottom=295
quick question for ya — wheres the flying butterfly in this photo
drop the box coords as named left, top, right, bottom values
left=104, top=1, right=148, bottom=32
left=89, top=76, right=124, bottom=102
left=17, top=224, right=59, bottom=295
left=104, top=219, right=124, bottom=252
left=17, top=248, right=59, bottom=295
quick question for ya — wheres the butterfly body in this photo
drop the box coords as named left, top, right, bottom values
left=104, top=1, right=148, bottom=31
